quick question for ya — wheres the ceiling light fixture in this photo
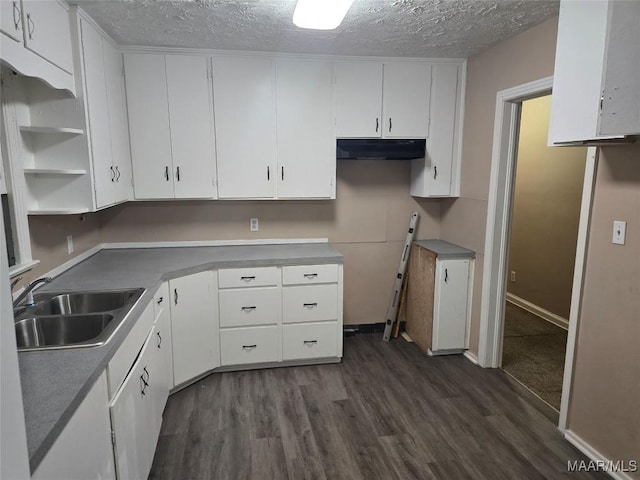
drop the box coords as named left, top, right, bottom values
left=293, top=0, right=355, bottom=30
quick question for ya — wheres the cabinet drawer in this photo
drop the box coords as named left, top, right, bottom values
left=219, top=287, right=280, bottom=327
left=283, top=284, right=338, bottom=323
left=282, top=264, right=338, bottom=285
left=218, top=267, right=280, bottom=289
left=220, top=326, right=279, bottom=366
left=283, top=322, right=338, bottom=360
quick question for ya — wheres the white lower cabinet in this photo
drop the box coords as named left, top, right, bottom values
left=170, top=271, right=219, bottom=386
left=109, top=324, right=162, bottom=480
left=283, top=322, right=338, bottom=361
left=432, top=258, right=470, bottom=352
left=32, top=372, right=116, bottom=480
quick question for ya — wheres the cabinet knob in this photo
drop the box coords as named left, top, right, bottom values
left=433, top=165, right=438, bottom=179
left=389, top=117, right=392, bottom=132
left=157, top=296, right=163, bottom=304
left=174, top=288, right=178, bottom=305
left=375, top=117, right=379, bottom=133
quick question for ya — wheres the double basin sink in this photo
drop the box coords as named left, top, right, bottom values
left=15, top=288, right=144, bottom=351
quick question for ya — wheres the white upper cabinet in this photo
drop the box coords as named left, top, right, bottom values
left=335, top=62, right=383, bottom=138
left=125, top=53, right=216, bottom=200
left=275, top=59, right=335, bottom=199
left=411, top=63, right=462, bottom=198
left=0, top=1, right=23, bottom=43
left=79, top=19, right=132, bottom=209
left=335, top=61, right=431, bottom=138
left=21, top=0, right=74, bottom=74
left=213, top=55, right=277, bottom=199
left=549, top=0, right=640, bottom=144
left=165, top=55, right=217, bottom=199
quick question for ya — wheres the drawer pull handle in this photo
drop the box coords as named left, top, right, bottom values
left=303, top=303, right=318, bottom=308
left=157, top=296, right=163, bottom=304
left=241, top=306, right=257, bottom=311
left=241, top=276, right=256, bottom=281
left=242, top=344, right=257, bottom=350
left=303, top=273, right=318, bottom=279
left=304, top=340, right=318, bottom=345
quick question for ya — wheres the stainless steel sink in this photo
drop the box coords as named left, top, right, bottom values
left=15, top=314, right=115, bottom=350
left=33, top=289, right=143, bottom=316
left=15, top=288, right=145, bottom=351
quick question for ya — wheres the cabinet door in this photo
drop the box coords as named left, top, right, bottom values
left=32, top=372, right=116, bottom=480
left=0, top=0, right=23, bottom=43
left=110, top=327, right=157, bottom=480
left=599, top=0, right=640, bottom=136
left=411, top=63, right=459, bottom=197
left=383, top=63, right=431, bottom=138
left=275, top=59, right=335, bottom=199
left=334, top=62, right=383, bottom=138
left=170, top=271, right=218, bottom=385
left=80, top=20, right=114, bottom=209
left=166, top=55, right=217, bottom=199
left=104, top=42, right=133, bottom=204
left=21, top=0, right=73, bottom=74
left=432, top=259, right=469, bottom=352
left=213, top=56, right=277, bottom=199
left=154, top=282, right=173, bottom=390
left=124, top=53, right=174, bottom=199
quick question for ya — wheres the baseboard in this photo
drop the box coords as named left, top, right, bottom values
left=463, top=350, right=479, bottom=365
left=564, top=430, right=638, bottom=480
left=506, top=292, right=569, bottom=330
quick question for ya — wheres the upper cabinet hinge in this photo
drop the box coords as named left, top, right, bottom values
left=110, top=430, right=116, bottom=445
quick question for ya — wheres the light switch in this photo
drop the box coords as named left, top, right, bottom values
left=250, top=218, right=259, bottom=232
left=612, top=220, right=626, bottom=245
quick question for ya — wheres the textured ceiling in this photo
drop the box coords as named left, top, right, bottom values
left=74, top=0, right=559, bottom=58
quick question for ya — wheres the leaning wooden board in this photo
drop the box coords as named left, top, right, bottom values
left=406, top=244, right=437, bottom=351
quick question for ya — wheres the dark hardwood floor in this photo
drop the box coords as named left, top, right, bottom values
left=149, top=333, right=608, bottom=480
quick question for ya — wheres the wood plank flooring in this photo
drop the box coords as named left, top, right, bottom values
left=149, top=333, right=608, bottom=480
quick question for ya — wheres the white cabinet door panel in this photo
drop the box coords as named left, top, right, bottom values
left=213, top=56, right=277, bottom=198
left=166, top=55, right=216, bottom=199
left=220, top=326, right=279, bottom=366
left=0, top=0, right=22, bottom=43
left=21, top=0, right=73, bottom=74
left=334, top=62, right=383, bottom=138
left=103, top=42, right=132, bottom=204
left=80, top=20, right=113, bottom=209
left=282, top=322, right=338, bottom=361
left=282, top=284, right=338, bottom=324
left=124, top=53, right=174, bottom=199
left=275, top=59, right=334, bottom=198
left=432, top=259, right=469, bottom=351
left=153, top=282, right=173, bottom=389
left=219, top=287, right=280, bottom=327
left=170, top=271, right=217, bottom=385
left=383, top=62, right=431, bottom=138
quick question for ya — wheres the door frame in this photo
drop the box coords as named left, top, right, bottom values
left=476, top=76, right=598, bottom=431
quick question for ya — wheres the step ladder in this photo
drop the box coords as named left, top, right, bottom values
left=382, top=212, right=419, bottom=342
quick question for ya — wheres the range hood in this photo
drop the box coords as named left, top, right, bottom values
left=336, top=139, right=426, bottom=160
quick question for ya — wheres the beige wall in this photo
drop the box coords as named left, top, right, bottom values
left=567, top=144, right=640, bottom=473
left=440, top=17, right=561, bottom=353
left=507, top=95, right=587, bottom=319
left=26, top=160, right=440, bottom=325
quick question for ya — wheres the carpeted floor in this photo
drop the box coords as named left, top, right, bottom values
left=502, top=302, right=568, bottom=410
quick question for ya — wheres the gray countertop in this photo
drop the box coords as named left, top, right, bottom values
left=414, top=239, right=476, bottom=259
left=19, top=243, right=343, bottom=472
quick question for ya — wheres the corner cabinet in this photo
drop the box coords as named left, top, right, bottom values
left=124, top=53, right=217, bottom=200
left=406, top=240, right=474, bottom=355
left=549, top=0, right=640, bottom=144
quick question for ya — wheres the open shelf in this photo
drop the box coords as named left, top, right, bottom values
left=24, top=168, right=87, bottom=176
left=19, top=126, right=85, bottom=135
left=27, top=208, right=90, bottom=215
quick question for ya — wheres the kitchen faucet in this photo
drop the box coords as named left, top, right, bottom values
left=12, top=277, right=52, bottom=309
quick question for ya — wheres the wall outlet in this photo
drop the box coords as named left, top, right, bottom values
left=510, top=271, right=516, bottom=282
left=612, top=220, right=626, bottom=245
left=250, top=218, right=259, bottom=232
left=67, top=235, right=74, bottom=254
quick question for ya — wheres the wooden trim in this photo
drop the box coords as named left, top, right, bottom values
left=505, top=292, right=569, bottom=330
left=558, top=148, right=598, bottom=431
left=564, top=430, right=636, bottom=480
left=463, top=350, right=479, bottom=365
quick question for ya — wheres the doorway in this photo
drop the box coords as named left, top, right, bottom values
left=500, top=95, right=587, bottom=410
left=477, top=76, right=598, bottom=431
